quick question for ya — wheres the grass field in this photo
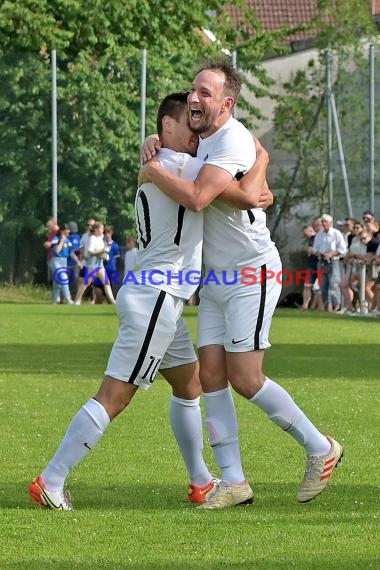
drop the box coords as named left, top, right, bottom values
left=0, top=300, right=379, bottom=569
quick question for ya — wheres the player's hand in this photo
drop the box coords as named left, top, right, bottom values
left=138, top=156, right=161, bottom=185
left=140, top=135, right=161, bottom=164
left=257, top=182, right=274, bottom=209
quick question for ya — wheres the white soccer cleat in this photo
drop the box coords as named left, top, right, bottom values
left=197, top=480, right=254, bottom=510
left=297, top=436, right=343, bottom=503
left=29, top=475, right=73, bottom=511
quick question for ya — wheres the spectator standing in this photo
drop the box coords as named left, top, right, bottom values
left=93, top=226, right=121, bottom=303
left=104, top=226, right=121, bottom=295
left=124, top=236, right=138, bottom=274
left=313, top=214, right=347, bottom=312
left=79, top=218, right=96, bottom=262
left=309, top=217, right=324, bottom=310
left=44, top=217, right=59, bottom=282
left=44, top=217, right=59, bottom=257
left=50, top=224, right=79, bottom=304
left=339, top=221, right=365, bottom=314
left=357, top=231, right=380, bottom=311
left=67, top=222, right=81, bottom=298
left=74, top=222, right=116, bottom=305
left=76, top=218, right=96, bottom=303
left=301, top=225, right=322, bottom=310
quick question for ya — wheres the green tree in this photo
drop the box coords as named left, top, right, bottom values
left=0, top=0, right=283, bottom=282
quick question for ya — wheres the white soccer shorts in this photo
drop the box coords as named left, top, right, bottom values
left=198, top=253, right=282, bottom=352
left=105, top=284, right=197, bottom=390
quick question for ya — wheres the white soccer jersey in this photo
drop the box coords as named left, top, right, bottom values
left=197, top=116, right=276, bottom=271
left=133, top=148, right=204, bottom=299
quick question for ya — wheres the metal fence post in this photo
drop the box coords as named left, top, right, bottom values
left=51, top=50, right=57, bottom=220
left=359, top=263, right=368, bottom=314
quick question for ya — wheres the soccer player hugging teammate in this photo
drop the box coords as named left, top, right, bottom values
left=29, top=91, right=266, bottom=510
left=141, top=57, right=343, bottom=509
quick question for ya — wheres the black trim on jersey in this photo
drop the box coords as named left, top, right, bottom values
left=235, top=172, right=256, bottom=225
left=247, top=210, right=255, bottom=224
left=174, top=205, right=185, bottom=246
left=254, top=263, right=266, bottom=350
left=136, top=190, right=151, bottom=248
left=129, top=290, right=166, bottom=382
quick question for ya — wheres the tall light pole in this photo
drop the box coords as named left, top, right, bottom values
left=369, top=44, right=375, bottom=214
left=140, top=48, right=147, bottom=148
left=51, top=49, right=58, bottom=220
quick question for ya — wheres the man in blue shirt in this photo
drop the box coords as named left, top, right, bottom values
left=67, top=222, right=81, bottom=298
left=104, top=225, right=121, bottom=296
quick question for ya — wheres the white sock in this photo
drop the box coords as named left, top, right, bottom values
left=204, top=387, right=245, bottom=484
left=42, top=398, right=110, bottom=491
left=250, top=378, right=330, bottom=456
left=170, top=395, right=211, bottom=486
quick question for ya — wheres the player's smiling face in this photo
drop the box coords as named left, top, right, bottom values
left=188, top=69, right=233, bottom=137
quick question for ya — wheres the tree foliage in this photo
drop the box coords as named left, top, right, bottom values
left=0, top=0, right=286, bottom=282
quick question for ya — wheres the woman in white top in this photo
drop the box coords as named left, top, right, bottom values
left=339, top=221, right=365, bottom=313
left=74, top=222, right=116, bottom=305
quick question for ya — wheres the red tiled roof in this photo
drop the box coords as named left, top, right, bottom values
left=229, top=0, right=317, bottom=30
left=227, top=0, right=318, bottom=43
left=227, top=0, right=377, bottom=44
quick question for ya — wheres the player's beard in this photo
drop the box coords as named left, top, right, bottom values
left=190, top=121, right=211, bottom=135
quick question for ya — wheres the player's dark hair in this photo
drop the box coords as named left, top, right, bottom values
left=195, top=56, right=242, bottom=101
left=156, top=92, right=189, bottom=135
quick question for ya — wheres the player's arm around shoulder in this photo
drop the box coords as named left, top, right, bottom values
left=140, top=158, right=234, bottom=212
